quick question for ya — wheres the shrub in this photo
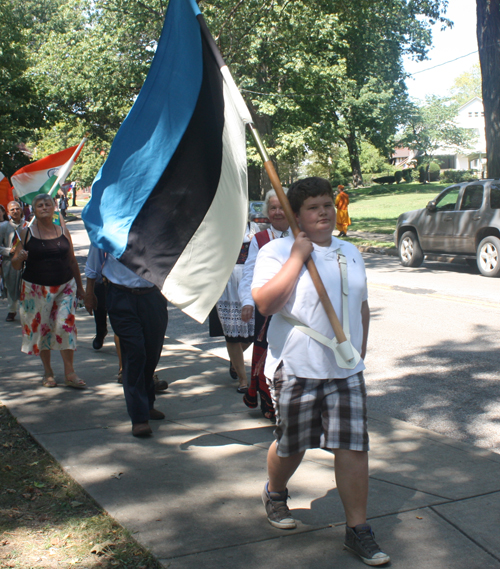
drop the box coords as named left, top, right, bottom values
left=441, top=169, right=479, bottom=184
left=429, top=161, right=441, bottom=181
left=394, top=170, right=403, bottom=184
left=418, top=161, right=440, bottom=182
left=331, top=176, right=349, bottom=188
left=372, top=175, right=396, bottom=185
left=402, top=169, right=413, bottom=182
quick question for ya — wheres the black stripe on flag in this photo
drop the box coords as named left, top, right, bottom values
left=120, top=32, right=225, bottom=287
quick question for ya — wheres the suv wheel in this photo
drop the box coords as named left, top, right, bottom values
left=399, top=231, right=424, bottom=267
left=477, top=236, right=500, bottom=277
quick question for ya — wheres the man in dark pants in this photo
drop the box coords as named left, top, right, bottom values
left=85, top=245, right=168, bottom=437
left=92, top=280, right=109, bottom=349
left=85, top=253, right=168, bottom=392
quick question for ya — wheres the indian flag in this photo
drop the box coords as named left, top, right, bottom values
left=11, top=139, right=86, bottom=204
left=0, top=172, right=14, bottom=209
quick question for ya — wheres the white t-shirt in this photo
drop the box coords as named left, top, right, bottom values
left=252, top=235, right=368, bottom=380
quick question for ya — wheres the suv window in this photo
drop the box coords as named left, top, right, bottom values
left=435, top=186, right=460, bottom=212
left=460, top=185, right=484, bottom=210
left=491, top=185, right=500, bottom=209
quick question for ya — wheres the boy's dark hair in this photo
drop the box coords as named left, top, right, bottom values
left=287, top=177, right=334, bottom=213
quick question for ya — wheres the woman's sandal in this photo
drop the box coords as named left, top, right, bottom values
left=64, top=373, right=86, bottom=390
left=42, top=375, right=57, bottom=388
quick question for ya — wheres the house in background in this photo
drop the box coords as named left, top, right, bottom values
left=454, top=97, right=487, bottom=173
left=391, top=97, right=487, bottom=175
left=390, top=147, right=417, bottom=169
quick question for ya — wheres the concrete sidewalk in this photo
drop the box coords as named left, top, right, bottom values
left=1, top=300, right=500, bottom=569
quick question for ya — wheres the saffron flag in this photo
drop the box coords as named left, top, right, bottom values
left=11, top=141, right=85, bottom=205
left=82, top=0, right=252, bottom=323
left=0, top=173, right=14, bottom=209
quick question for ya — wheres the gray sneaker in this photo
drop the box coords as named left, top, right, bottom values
left=261, top=482, right=296, bottom=529
left=344, top=524, right=390, bottom=566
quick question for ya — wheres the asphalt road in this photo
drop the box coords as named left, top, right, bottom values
left=69, top=211, right=500, bottom=455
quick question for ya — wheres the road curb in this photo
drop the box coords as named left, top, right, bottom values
left=357, top=245, right=398, bottom=257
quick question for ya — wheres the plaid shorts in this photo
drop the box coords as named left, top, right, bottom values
left=267, top=363, right=369, bottom=457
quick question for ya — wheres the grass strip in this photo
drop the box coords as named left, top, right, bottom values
left=348, top=181, right=449, bottom=235
left=0, top=404, right=163, bottom=569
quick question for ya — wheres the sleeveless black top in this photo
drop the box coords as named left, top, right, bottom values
left=22, top=227, right=74, bottom=286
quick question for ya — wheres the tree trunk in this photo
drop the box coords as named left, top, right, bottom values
left=344, top=132, right=364, bottom=187
left=246, top=100, right=278, bottom=192
left=247, top=164, right=262, bottom=200
left=477, top=0, right=500, bottom=178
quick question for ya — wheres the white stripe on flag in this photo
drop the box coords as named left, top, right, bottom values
left=161, top=80, right=248, bottom=323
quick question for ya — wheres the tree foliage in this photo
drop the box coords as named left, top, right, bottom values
left=398, top=96, right=476, bottom=181
left=204, top=0, right=450, bottom=187
left=0, top=0, right=46, bottom=176
left=2, top=0, right=450, bottom=189
left=449, top=63, right=482, bottom=106
left=301, top=139, right=394, bottom=186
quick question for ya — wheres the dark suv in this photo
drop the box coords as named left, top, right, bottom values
left=394, top=179, right=500, bottom=277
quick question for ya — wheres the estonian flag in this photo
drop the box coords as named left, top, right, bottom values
left=82, top=0, right=252, bottom=322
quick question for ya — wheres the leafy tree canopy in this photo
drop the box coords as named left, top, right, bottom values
left=449, top=63, right=482, bottom=106
left=397, top=95, right=477, bottom=176
left=0, top=0, right=46, bottom=176
left=3, top=0, right=450, bottom=188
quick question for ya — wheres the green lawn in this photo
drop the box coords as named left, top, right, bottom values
left=70, top=183, right=449, bottom=237
left=348, top=182, right=449, bottom=234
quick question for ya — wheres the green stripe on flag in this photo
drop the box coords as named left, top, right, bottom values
left=21, top=175, right=60, bottom=205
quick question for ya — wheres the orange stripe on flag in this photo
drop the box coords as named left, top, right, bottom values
left=12, top=145, right=81, bottom=176
left=0, top=173, right=14, bottom=209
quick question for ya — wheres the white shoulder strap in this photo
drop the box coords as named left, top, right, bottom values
left=337, top=250, right=350, bottom=340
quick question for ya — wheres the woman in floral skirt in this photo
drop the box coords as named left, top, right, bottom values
left=12, top=194, right=86, bottom=389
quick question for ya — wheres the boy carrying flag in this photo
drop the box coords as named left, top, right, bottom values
left=252, top=177, right=389, bottom=566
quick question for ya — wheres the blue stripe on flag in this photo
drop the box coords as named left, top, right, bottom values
left=83, top=0, right=203, bottom=257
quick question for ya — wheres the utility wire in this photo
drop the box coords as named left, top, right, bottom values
left=408, top=50, right=478, bottom=75
left=240, top=50, right=480, bottom=97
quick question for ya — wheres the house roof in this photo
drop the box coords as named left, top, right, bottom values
left=392, top=147, right=410, bottom=158
left=458, top=97, right=483, bottom=112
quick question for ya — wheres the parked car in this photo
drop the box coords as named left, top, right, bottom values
left=394, top=179, right=500, bottom=277
left=249, top=201, right=270, bottom=228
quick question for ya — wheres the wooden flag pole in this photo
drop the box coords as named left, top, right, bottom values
left=246, top=123, right=348, bottom=346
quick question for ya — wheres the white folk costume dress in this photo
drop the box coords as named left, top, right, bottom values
left=238, top=225, right=287, bottom=419
left=216, top=221, right=259, bottom=341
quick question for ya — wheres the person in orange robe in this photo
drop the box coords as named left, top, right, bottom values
left=335, top=185, right=351, bottom=237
